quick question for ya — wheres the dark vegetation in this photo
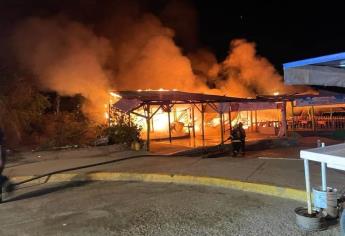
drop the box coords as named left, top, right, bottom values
left=0, top=68, right=141, bottom=150
left=103, top=114, right=142, bottom=146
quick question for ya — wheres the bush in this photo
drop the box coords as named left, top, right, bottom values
left=105, top=123, right=142, bottom=146
left=41, top=112, right=90, bottom=148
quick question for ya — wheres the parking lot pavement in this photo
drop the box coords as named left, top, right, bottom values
left=0, top=181, right=340, bottom=236
left=5, top=151, right=345, bottom=191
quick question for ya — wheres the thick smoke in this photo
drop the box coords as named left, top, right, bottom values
left=188, top=49, right=220, bottom=87
left=10, top=1, right=304, bottom=124
left=217, top=39, right=299, bottom=97
left=12, top=17, right=112, bottom=121
left=107, top=14, right=207, bottom=91
left=12, top=10, right=210, bottom=123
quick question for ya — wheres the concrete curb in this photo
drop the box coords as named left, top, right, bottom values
left=10, top=172, right=307, bottom=202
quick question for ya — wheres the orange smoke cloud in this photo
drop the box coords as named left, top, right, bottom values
left=11, top=13, right=307, bottom=124
left=12, top=17, right=112, bottom=122
left=108, top=14, right=208, bottom=92
left=218, top=39, right=299, bottom=97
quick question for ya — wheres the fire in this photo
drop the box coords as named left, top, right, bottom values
left=153, top=111, right=169, bottom=131
left=209, top=117, right=221, bottom=127
left=110, top=92, right=122, bottom=99
left=104, top=104, right=109, bottom=121
left=106, top=89, right=285, bottom=139
left=136, top=88, right=178, bottom=92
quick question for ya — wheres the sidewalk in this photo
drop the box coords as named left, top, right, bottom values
left=4, top=148, right=345, bottom=191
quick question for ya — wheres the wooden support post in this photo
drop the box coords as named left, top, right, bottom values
left=291, top=101, right=295, bottom=131
left=146, top=105, right=151, bottom=151
left=151, top=106, right=154, bottom=132
left=56, top=95, right=60, bottom=115
left=246, top=110, right=249, bottom=125
left=281, top=101, right=287, bottom=137
left=220, top=112, right=224, bottom=144
left=228, top=105, right=232, bottom=133
left=201, top=104, right=205, bottom=146
left=250, top=110, right=253, bottom=132
left=168, top=109, right=172, bottom=143
left=311, top=106, right=316, bottom=132
left=255, top=110, right=258, bottom=132
left=192, top=105, right=196, bottom=138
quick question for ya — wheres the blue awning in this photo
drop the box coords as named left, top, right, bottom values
left=283, top=52, right=345, bottom=87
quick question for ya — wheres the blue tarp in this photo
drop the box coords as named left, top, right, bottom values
left=283, top=52, right=345, bottom=69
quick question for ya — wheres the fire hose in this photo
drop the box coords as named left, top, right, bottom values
left=3, top=153, right=177, bottom=193
left=4, top=141, right=233, bottom=193
left=2, top=142, right=234, bottom=198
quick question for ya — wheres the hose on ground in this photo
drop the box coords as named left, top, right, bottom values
left=9, top=153, right=177, bottom=189
left=7, top=141, right=231, bottom=190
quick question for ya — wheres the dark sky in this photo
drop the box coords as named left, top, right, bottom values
left=194, top=1, right=345, bottom=71
left=2, top=0, right=345, bottom=72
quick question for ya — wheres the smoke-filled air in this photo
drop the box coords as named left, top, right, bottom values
left=9, top=1, right=304, bottom=123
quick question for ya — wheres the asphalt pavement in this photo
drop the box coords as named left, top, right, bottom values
left=0, top=181, right=340, bottom=236
left=4, top=149, right=345, bottom=191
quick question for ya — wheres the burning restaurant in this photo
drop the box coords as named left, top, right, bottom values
left=102, top=89, right=345, bottom=151
left=2, top=1, right=345, bottom=150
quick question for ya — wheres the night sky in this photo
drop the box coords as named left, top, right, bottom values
left=1, top=0, right=345, bottom=72
left=194, top=1, right=345, bottom=71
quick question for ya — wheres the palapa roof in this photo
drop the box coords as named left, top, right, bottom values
left=112, top=90, right=251, bottom=113
left=114, top=90, right=247, bottom=104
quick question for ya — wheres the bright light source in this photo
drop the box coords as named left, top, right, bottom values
left=104, top=112, right=109, bottom=119
left=273, top=91, right=279, bottom=96
left=340, top=60, right=345, bottom=67
left=109, top=92, right=122, bottom=98
left=158, top=88, right=169, bottom=91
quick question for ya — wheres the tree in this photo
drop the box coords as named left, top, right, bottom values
left=0, top=68, right=50, bottom=146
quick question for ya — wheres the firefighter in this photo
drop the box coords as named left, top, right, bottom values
left=238, top=122, right=246, bottom=155
left=229, top=124, right=242, bottom=157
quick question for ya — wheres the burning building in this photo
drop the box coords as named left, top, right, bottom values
left=108, top=90, right=288, bottom=150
